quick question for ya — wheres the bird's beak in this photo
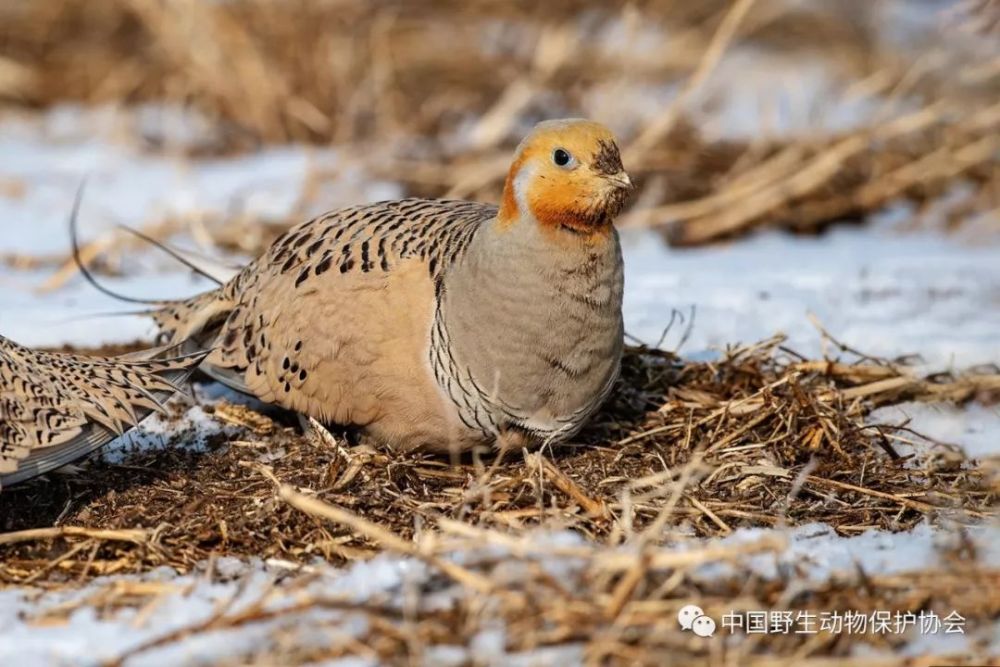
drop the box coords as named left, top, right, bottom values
left=605, top=171, right=633, bottom=192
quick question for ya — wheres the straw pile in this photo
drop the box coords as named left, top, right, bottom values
left=4, top=333, right=997, bottom=573
left=1, top=335, right=997, bottom=662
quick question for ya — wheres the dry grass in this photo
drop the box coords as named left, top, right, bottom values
left=624, top=104, right=999, bottom=244
left=1, top=335, right=997, bottom=662
left=1, top=0, right=996, bottom=246
left=4, top=335, right=996, bottom=573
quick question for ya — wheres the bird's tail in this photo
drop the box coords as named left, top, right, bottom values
left=150, top=293, right=255, bottom=396
left=65, top=178, right=237, bottom=346
left=0, top=335, right=208, bottom=489
left=150, top=290, right=233, bottom=345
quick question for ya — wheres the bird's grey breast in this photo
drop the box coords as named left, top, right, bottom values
left=433, top=225, right=624, bottom=442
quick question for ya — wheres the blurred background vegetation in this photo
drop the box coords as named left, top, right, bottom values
left=0, top=0, right=996, bottom=246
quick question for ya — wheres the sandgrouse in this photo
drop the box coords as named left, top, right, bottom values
left=153, top=119, right=632, bottom=452
left=0, top=336, right=206, bottom=488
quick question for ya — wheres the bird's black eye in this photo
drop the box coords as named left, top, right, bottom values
left=552, top=148, right=573, bottom=167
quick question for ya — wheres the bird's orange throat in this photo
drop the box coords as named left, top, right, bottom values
left=529, top=195, right=616, bottom=238
left=498, top=164, right=616, bottom=241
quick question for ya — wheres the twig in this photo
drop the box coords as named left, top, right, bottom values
left=277, top=484, right=493, bottom=593
left=805, top=475, right=991, bottom=519
left=0, top=526, right=148, bottom=546
left=534, top=453, right=608, bottom=519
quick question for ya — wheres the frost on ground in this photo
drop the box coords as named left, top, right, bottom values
left=1, top=104, right=998, bottom=665
left=868, top=402, right=1000, bottom=461
left=622, top=212, right=1000, bottom=373
left=0, top=524, right=997, bottom=666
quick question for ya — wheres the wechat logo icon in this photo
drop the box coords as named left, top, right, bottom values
left=678, top=604, right=716, bottom=638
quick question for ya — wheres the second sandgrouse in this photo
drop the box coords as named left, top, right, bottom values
left=152, top=119, right=632, bottom=452
left=0, top=336, right=206, bottom=488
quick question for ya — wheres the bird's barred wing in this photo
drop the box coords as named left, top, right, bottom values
left=212, top=199, right=491, bottom=418
left=0, top=336, right=207, bottom=488
left=150, top=199, right=493, bottom=416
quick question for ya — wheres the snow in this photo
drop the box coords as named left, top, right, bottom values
left=1, top=522, right=997, bottom=665
left=621, top=204, right=1000, bottom=372
left=698, top=521, right=1000, bottom=583
left=4, top=152, right=998, bottom=373
left=868, top=402, right=1000, bottom=460
left=0, top=107, right=402, bottom=347
left=0, top=106, right=400, bottom=254
left=0, top=545, right=586, bottom=666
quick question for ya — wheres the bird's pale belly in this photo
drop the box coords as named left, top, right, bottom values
left=351, top=327, right=603, bottom=453
left=353, top=356, right=491, bottom=453
left=359, top=368, right=592, bottom=453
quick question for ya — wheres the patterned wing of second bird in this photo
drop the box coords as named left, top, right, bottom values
left=0, top=336, right=206, bottom=487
